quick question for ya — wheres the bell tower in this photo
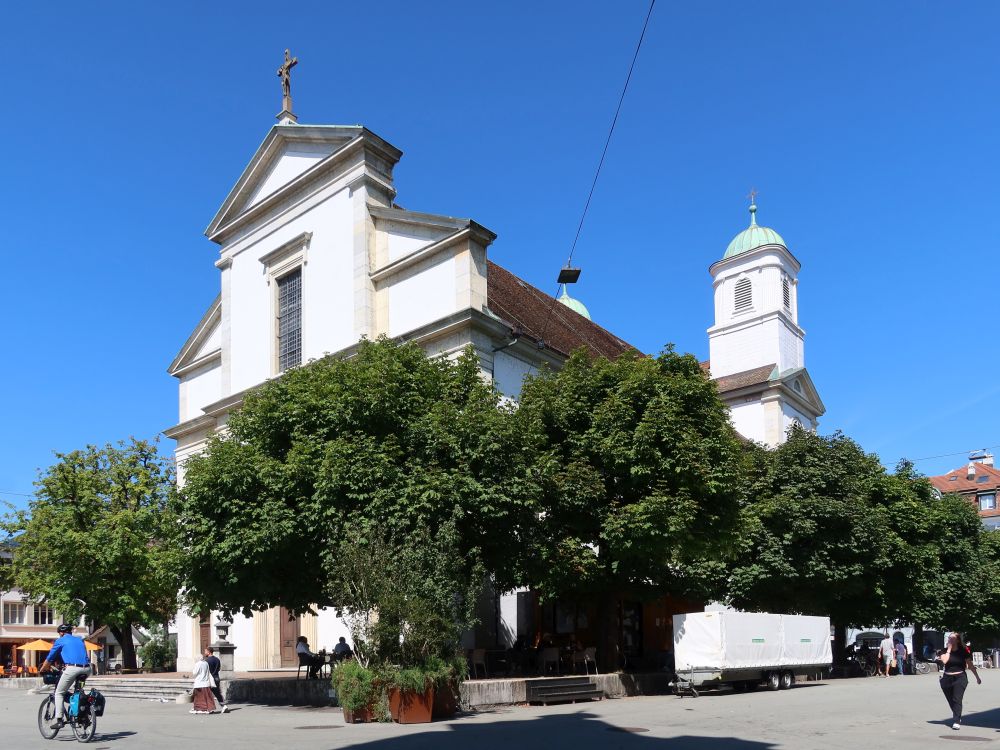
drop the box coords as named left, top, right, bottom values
left=707, top=202, right=804, bottom=380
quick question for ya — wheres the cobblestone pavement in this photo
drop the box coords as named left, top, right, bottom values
left=1, top=673, right=998, bottom=749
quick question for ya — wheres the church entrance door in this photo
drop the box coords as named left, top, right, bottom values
left=199, top=615, right=212, bottom=653
left=279, top=608, right=300, bottom=667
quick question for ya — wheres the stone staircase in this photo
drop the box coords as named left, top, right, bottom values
left=524, top=676, right=603, bottom=705
left=84, top=677, right=191, bottom=702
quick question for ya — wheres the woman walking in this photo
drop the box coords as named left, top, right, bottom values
left=939, top=633, right=981, bottom=730
left=190, top=653, right=218, bottom=715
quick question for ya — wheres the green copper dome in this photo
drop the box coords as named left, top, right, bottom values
left=557, top=284, right=591, bottom=320
left=724, top=204, right=786, bottom=259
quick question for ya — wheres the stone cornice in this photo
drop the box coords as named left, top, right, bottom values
left=172, top=349, right=221, bottom=378
left=707, top=309, right=805, bottom=339
left=259, top=231, right=312, bottom=269
left=168, top=295, right=222, bottom=375
left=163, top=414, right=217, bottom=440
left=709, top=243, right=801, bottom=277
left=369, top=206, right=497, bottom=244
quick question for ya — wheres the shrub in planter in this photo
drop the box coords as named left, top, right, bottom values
left=427, top=655, right=467, bottom=719
left=332, top=660, right=378, bottom=723
left=386, top=667, right=434, bottom=724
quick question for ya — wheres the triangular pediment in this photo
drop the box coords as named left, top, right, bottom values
left=774, top=367, right=826, bottom=418
left=206, top=124, right=402, bottom=240
left=168, top=296, right=222, bottom=376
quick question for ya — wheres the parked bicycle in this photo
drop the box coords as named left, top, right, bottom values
left=37, top=669, right=105, bottom=742
left=843, top=650, right=879, bottom=678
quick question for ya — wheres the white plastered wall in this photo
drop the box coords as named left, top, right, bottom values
left=226, top=189, right=355, bottom=393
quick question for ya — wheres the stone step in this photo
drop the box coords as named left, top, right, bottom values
left=525, top=676, right=603, bottom=705
left=527, top=688, right=604, bottom=705
left=525, top=678, right=594, bottom=692
left=85, top=678, right=192, bottom=701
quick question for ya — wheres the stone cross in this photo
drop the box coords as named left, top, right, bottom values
left=277, top=49, right=298, bottom=112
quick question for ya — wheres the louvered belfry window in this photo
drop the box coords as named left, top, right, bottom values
left=783, top=277, right=791, bottom=309
left=734, top=277, right=752, bottom=312
left=277, top=269, right=302, bottom=371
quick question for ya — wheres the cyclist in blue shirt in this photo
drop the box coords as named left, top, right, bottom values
left=40, top=624, right=91, bottom=730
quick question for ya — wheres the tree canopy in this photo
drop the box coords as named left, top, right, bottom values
left=722, top=429, right=1000, bottom=656
left=3, top=439, right=180, bottom=669
left=174, top=337, right=536, bottom=620
left=515, top=347, right=744, bottom=666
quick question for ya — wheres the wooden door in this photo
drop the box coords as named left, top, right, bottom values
left=279, top=608, right=300, bottom=667
left=199, top=615, right=212, bottom=653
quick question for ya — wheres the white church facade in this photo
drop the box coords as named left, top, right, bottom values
left=166, top=112, right=822, bottom=671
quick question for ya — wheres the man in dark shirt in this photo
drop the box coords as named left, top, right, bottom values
left=202, top=647, right=229, bottom=713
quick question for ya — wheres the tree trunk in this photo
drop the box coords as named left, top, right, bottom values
left=832, top=621, right=847, bottom=666
left=110, top=625, right=137, bottom=670
left=596, top=591, right=621, bottom=673
left=912, top=623, right=924, bottom=661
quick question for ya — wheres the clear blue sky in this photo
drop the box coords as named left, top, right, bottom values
left=2, top=1, right=997, bottom=509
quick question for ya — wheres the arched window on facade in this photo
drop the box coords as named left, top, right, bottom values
left=734, top=277, right=752, bottom=312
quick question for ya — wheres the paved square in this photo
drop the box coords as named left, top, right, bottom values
left=1, top=674, right=997, bottom=749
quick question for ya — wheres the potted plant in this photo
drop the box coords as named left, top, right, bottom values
left=386, top=666, right=435, bottom=724
left=428, top=654, right=466, bottom=719
left=332, top=660, right=378, bottom=723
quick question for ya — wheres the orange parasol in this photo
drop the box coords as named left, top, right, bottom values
left=14, top=639, right=53, bottom=652
left=83, top=641, right=102, bottom=652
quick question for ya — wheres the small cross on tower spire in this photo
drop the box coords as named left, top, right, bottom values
left=276, top=48, right=299, bottom=124
left=747, top=188, right=758, bottom=225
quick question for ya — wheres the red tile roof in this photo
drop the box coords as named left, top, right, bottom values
left=928, top=463, right=1000, bottom=496
left=487, top=261, right=636, bottom=360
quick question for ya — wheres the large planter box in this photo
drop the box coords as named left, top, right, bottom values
left=342, top=706, right=376, bottom=723
left=388, top=686, right=435, bottom=724
left=432, top=681, right=459, bottom=719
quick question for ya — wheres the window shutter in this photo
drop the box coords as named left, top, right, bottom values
left=734, top=278, right=752, bottom=312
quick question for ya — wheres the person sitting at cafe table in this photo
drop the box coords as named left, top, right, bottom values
left=333, top=637, right=353, bottom=661
left=296, top=636, right=323, bottom=679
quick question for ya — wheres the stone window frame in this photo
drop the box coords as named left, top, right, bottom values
left=260, top=232, right=312, bottom=375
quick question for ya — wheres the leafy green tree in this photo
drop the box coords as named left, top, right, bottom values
left=326, top=517, right=483, bottom=668
left=174, top=338, right=535, bottom=624
left=724, top=428, right=895, bottom=659
left=884, top=461, right=1000, bottom=647
left=515, top=347, right=744, bottom=670
left=3, top=439, right=180, bottom=669
left=137, top=624, right=176, bottom=671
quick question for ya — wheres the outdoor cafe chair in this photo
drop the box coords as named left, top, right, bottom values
left=470, top=649, right=487, bottom=679
left=572, top=647, right=598, bottom=675
left=540, top=647, right=560, bottom=676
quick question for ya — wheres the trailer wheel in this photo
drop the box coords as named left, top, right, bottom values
left=779, top=671, right=794, bottom=690
left=766, top=672, right=781, bottom=691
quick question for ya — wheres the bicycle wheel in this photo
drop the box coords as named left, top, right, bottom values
left=71, top=707, right=97, bottom=743
left=37, top=696, right=60, bottom=740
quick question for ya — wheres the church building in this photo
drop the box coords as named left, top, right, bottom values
left=166, top=60, right=823, bottom=671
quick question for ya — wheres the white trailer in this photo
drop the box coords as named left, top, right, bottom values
left=673, top=611, right=832, bottom=695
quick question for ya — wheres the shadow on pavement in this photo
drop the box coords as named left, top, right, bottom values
left=91, top=730, right=137, bottom=742
left=339, top=712, right=779, bottom=750
left=948, top=707, right=1000, bottom=730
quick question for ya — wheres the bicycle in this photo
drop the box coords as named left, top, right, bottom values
left=37, top=669, right=103, bottom=743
